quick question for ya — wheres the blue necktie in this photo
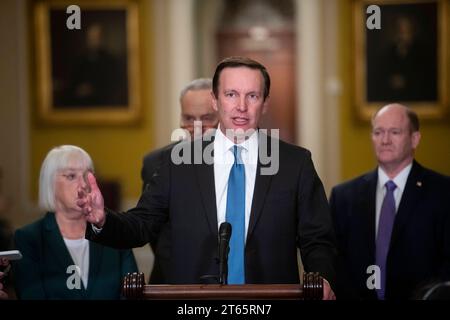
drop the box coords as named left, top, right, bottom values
left=225, top=145, right=245, bottom=284
left=376, top=180, right=397, bottom=300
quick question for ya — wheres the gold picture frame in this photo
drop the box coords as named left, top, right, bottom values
left=34, top=0, right=141, bottom=125
left=353, top=0, right=448, bottom=120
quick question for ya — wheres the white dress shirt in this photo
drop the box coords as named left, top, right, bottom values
left=214, top=126, right=258, bottom=240
left=375, top=163, right=412, bottom=238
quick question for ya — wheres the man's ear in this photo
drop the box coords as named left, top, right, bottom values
left=262, top=96, right=270, bottom=114
left=412, top=131, right=421, bottom=149
left=211, top=91, right=218, bottom=111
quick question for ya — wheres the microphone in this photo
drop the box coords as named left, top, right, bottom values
left=218, top=222, right=232, bottom=285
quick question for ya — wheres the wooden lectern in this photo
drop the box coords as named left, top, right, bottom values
left=122, top=272, right=323, bottom=300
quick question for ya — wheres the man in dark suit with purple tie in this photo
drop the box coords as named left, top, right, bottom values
left=330, top=104, right=450, bottom=300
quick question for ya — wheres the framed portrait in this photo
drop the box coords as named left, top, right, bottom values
left=34, top=0, right=141, bottom=125
left=353, top=0, right=448, bottom=120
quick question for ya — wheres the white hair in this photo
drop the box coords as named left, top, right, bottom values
left=179, top=78, right=212, bottom=101
left=38, top=145, right=94, bottom=211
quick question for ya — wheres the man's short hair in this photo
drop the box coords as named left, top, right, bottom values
left=372, top=104, right=420, bottom=133
left=179, top=78, right=212, bottom=101
left=212, top=56, right=270, bottom=100
left=405, top=107, right=420, bottom=133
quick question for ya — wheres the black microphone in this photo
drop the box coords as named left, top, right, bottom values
left=218, top=222, right=232, bottom=285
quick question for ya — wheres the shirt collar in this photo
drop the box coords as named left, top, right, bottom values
left=377, top=162, right=413, bottom=192
left=214, top=125, right=259, bottom=164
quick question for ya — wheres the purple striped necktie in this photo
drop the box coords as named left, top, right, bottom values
left=376, top=180, right=397, bottom=300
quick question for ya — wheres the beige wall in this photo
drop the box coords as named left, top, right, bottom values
left=0, top=0, right=33, bottom=227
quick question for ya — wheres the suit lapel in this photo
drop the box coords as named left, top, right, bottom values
left=247, top=133, right=273, bottom=240
left=43, top=212, right=85, bottom=298
left=390, top=161, right=423, bottom=248
left=360, top=171, right=377, bottom=259
left=44, top=213, right=76, bottom=272
left=194, top=139, right=218, bottom=237
left=85, top=241, right=103, bottom=297
left=247, top=161, right=272, bottom=239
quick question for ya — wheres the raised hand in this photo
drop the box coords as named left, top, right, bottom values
left=77, top=171, right=106, bottom=227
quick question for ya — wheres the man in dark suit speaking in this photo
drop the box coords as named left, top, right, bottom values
left=330, top=104, right=450, bottom=300
left=80, top=57, right=337, bottom=299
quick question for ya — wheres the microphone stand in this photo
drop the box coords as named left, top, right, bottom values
left=201, top=222, right=231, bottom=285
left=219, top=246, right=229, bottom=285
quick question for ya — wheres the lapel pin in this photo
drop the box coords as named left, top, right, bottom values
left=416, top=181, right=422, bottom=187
